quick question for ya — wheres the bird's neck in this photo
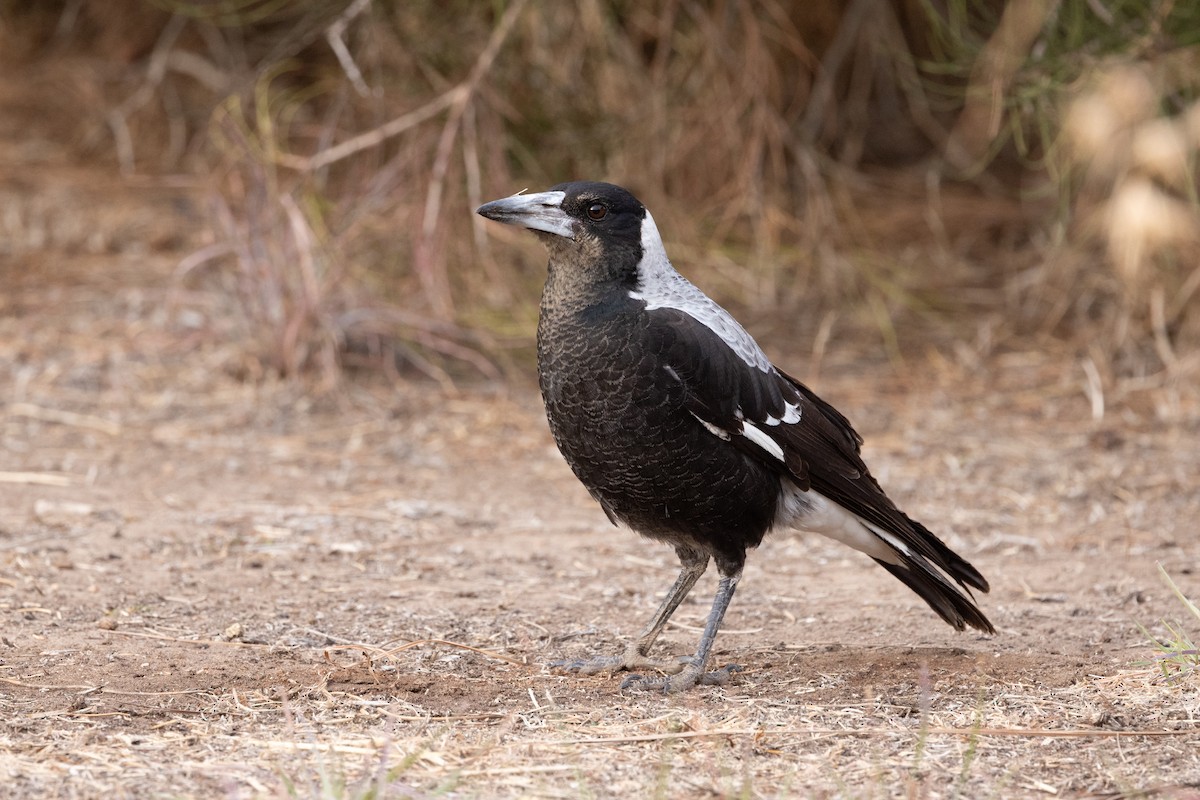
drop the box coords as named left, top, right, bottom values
left=539, top=255, right=633, bottom=321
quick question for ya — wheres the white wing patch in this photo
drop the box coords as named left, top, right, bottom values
left=690, top=406, right=790, bottom=465
left=740, top=421, right=785, bottom=463
left=689, top=411, right=731, bottom=440
left=762, top=402, right=802, bottom=426
left=628, top=211, right=773, bottom=373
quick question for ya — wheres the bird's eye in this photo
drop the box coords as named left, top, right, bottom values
left=586, top=203, right=607, bottom=221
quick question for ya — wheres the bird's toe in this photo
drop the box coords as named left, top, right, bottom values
left=618, top=662, right=742, bottom=693
left=697, top=663, right=743, bottom=686
left=550, top=655, right=626, bottom=675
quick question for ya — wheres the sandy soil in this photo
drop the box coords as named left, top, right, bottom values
left=2, top=153, right=1200, bottom=800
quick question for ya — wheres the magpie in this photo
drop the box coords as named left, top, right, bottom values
left=477, top=181, right=993, bottom=693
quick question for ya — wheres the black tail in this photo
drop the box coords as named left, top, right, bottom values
left=873, top=520, right=995, bottom=634
left=908, top=517, right=990, bottom=594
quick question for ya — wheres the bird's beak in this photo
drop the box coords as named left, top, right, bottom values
left=476, top=190, right=573, bottom=239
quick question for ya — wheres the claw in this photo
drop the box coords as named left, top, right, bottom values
left=698, top=663, right=743, bottom=686
left=618, top=672, right=648, bottom=691
left=620, top=662, right=743, bottom=693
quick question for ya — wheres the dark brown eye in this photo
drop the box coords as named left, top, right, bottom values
left=586, top=203, right=607, bottom=221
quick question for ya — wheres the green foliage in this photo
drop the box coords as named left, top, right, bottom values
left=920, top=0, right=1200, bottom=163
left=149, top=0, right=331, bottom=27
left=1142, top=564, right=1200, bottom=685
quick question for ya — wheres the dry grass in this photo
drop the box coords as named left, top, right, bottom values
left=2, top=246, right=1200, bottom=798
left=1141, top=566, right=1200, bottom=688
left=2, top=17, right=1200, bottom=794
left=6, top=1, right=1199, bottom=391
left=4, top=642, right=1199, bottom=799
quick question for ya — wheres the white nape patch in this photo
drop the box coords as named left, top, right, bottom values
left=628, top=212, right=774, bottom=373
left=762, top=402, right=802, bottom=427
left=689, top=411, right=731, bottom=440
left=741, top=421, right=785, bottom=463
left=775, top=486, right=903, bottom=565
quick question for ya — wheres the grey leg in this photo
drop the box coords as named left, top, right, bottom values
left=621, top=568, right=743, bottom=693
left=554, top=547, right=709, bottom=676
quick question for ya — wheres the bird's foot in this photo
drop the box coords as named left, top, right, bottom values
left=551, top=652, right=691, bottom=677
left=620, top=660, right=743, bottom=694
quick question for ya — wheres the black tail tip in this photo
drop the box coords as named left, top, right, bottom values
left=874, top=558, right=996, bottom=635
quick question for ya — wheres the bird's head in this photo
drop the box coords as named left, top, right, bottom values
left=477, top=181, right=654, bottom=287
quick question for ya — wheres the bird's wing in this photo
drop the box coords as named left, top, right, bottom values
left=646, top=307, right=988, bottom=594
left=645, top=306, right=863, bottom=487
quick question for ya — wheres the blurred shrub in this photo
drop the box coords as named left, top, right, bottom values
left=1053, top=58, right=1200, bottom=373
left=3, top=0, right=1199, bottom=385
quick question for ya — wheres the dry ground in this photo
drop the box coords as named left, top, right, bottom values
left=2, top=150, right=1200, bottom=800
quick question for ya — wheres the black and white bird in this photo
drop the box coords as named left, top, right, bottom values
left=477, top=181, right=993, bottom=693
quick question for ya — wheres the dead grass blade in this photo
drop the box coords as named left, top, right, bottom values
left=6, top=402, right=121, bottom=435
left=0, top=471, right=73, bottom=487
left=105, top=629, right=281, bottom=648
left=554, top=726, right=1200, bottom=746
left=0, top=677, right=209, bottom=698
left=330, top=638, right=525, bottom=667
left=383, top=638, right=524, bottom=667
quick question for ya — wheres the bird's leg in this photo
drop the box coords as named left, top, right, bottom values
left=621, top=568, right=743, bottom=693
left=553, top=547, right=708, bottom=676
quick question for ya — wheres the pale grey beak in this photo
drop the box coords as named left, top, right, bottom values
left=476, top=190, right=573, bottom=239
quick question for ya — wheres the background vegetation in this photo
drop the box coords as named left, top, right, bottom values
left=2, top=0, right=1198, bottom=390
left=2, top=5, right=1199, bottom=797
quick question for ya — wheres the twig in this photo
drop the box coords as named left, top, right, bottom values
left=462, top=100, right=494, bottom=285
left=798, top=0, right=881, bottom=144
left=175, top=241, right=235, bottom=279
left=415, top=101, right=464, bottom=317
left=944, top=0, right=1057, bottom=171
left=284, top=626, right=356, bottom=646
left=7, top=402, right=121, bottom=436
left=414, top=0, right=531, bottom=316
left=325, top=0, right=373, bottom=97
left=106, top=13, right=189, bottom=174
left=283, top=0, right=528, bottom=174
left=278, top=90, right=462, bottom=171
left=459, top=765, right=577, bottom=777
left=383, top=638, right=524, bottom=666
left=554, top=725, right=1200, bottom=746
left=53, top=0, right=83, bottom=38
left=1085, top=0, right=1115, bottom=25
left=1150, top=287, right=1178, bottom=369
left=105, top=629, right=279, bottom=648
left=1081, top=356, right=1105, bottom=421
left=165, top=50, right=230, bottom=94
left=279, top=192, right=324, bottom=375
left=109, top=627, right=523, bottom=667
left=0, top=471, right=72, bottom=487
left=336, top=307, right=501, bottom=381
left=0, top=676, right=208, bottom=697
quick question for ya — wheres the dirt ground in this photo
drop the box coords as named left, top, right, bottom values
left=3, top=146, right=1200, bottom=800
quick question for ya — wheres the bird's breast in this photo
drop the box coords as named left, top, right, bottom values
left=536, top=302, right=779, bottom=554
left=537, top=304, right=674, bottom=444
